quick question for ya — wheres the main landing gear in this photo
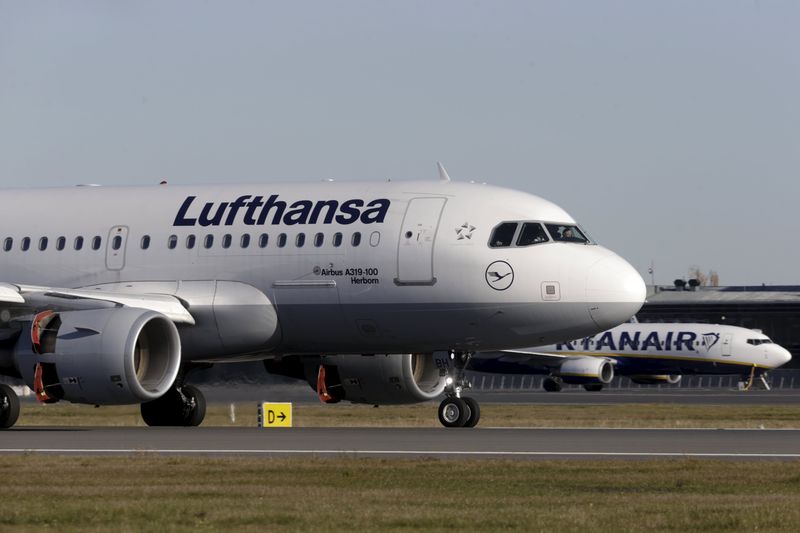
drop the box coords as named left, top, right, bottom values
left=438, top=351, right=481, bottom=428
left=0, top=384, right=20, bottom=429
left=141, top=365, right=208, bottom=427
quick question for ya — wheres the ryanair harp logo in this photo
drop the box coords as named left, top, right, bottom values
left=173, top=195, right=390, bottom=227
left=701, top=333, right=720, bottom=351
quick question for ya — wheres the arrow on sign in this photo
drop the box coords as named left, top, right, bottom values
left=277, top=412, right=286, bottom=422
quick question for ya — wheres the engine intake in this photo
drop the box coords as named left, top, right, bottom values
left=17, top=308, right=181, bottom=404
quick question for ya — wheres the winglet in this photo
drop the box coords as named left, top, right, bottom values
left=436, top=162, right=451, bottom=182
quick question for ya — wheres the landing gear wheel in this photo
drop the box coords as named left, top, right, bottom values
left=462, top=396, right=481, bottom=428
left=438, top=397, right=469, bottom=428
left=583, top=383, right=604, bottom=392
left=141, top=385, right=206, bottom=427
left=543, top=377, right=563, bottom=392
left=181, top=385, right=206, bottom=426
left=0, top=384, right=20, bottom=429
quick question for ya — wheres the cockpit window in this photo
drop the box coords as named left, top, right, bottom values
left=517, top=223, right=549, bottom=246
left=747, top=338, right=773, bottom=346
left=546, top=224, right=589, bottom=244
left=489, top=223, right=518, bottom=248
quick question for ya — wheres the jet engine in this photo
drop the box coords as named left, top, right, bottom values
left=629, top=374, right=682, bottom=385
left=265, top=353, right=448, bottom=405
left=14, top=308, right=181, bottom=405
left=556, top=356, right=614, bottom=385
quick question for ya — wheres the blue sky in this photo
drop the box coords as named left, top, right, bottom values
left=1, top=1, right=798, bottom=285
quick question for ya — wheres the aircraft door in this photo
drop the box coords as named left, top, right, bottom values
left=721, top=334, right=732, bottom=356
left=395, top=197, right=447, bottom=285
left=106, top=226, right=129, bottom=271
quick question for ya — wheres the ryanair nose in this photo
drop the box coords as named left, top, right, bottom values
left=585, top=252, right=647, bottom=330
left=770, top=345, right=793, bottom=369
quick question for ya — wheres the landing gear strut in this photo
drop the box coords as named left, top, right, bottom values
left=0, top=384, right=20, bottom=429
left=438, top=351, right=480, bottom=428
left=141, top=365, right=208, bottom=427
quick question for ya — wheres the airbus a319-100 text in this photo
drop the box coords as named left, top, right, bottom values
left=0, top=166, right=646, bottom=429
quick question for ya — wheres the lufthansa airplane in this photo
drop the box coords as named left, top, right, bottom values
left=0, top=166, right=646, bottom=429
left=470, top=322, right=792, bottom=391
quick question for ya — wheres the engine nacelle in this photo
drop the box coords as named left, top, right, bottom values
left=16, top=308, right=181, bottom=405
left=629, top=374, right=682, bottom=385
left=556, top=357, right=614, bottom=385
left=266, top=353, right=448, bottom=405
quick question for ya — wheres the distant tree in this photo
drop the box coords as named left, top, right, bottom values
left=709, top=270, right=720, bottom=287
left=688, top=266, right=708, bottom=286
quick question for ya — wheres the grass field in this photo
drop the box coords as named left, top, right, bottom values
left=2, top=456, right=800, bottom=531
left=8, top=401, right=800, bottom=531
left=12, top=401, right=800, bottom=428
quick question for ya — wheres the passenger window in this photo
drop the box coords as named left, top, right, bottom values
left=3, top=238, right=12, bottom=252
left=92, top=236, right=102, bottom=250
left=39, top=237, right=48, bottom=251
left=222, top=234, right=232, bottom=249
left=56, top=237, right=66, bottom=251
left=517, top=223, right=549, bottom=246
left=545, top=224, right=589, bottom=244
left=489, top=223, right=518, bottom=248
left=112, top=235, right=122, bottom=251
left=351, top=232, right=361, bottom=247
left=296, top=233, right=305, bottom=247
left=258, top=233, right=269, bottom=248
left=74, top=236, right=84, bottom=251
left=168, top=235, right=178, bottom=250
left=186, top=235, right=196, bottom=249
left=277, top=233, right=287, bottom=248
left=141, top=235, right=151, bottom=250
left=333, top=232, right=343, bottom=247
left=204, top=235, right=214, bottom=249
left=21, top=237, right=30, bottom=251
left=240, top=234, right=250, bottom=248
left=314, top=232, right=324, bottom=247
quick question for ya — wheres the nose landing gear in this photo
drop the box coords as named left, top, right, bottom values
left=438, top=351, right=481, bottom=428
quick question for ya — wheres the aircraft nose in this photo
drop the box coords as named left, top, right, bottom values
left=585, top=253, right=647, bottom=330
left=773, top=346, right=793, bottom=368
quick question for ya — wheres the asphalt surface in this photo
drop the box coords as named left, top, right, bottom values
left=2, top=427, right=799, bottom=460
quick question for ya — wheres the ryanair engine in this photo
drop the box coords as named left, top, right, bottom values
left=265, top=353, right=448, bottom=404
left=555, top=356, right=615, bottom=385
left=14, top=308, right=181, bottom=405
left=629, top=374, right=682, bottom=385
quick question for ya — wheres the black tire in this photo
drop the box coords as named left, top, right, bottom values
left=438, top=397, right=469, bottom=428
left=0, top=384, right=20, bottom=429
left=583, top=383, right=604, bottom=392
left=141, top=389, right=179, bottom=426
left=462, top=396, right=481, bottom=428
left=181, top=385, right=206, bottom=427
left=543, top=378, right=563, bottom=392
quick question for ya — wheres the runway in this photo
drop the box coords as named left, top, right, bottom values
left=2, top=427, right=799, bottom=459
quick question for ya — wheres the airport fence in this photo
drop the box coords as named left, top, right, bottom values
left=466, top=369, right=800, bottom=392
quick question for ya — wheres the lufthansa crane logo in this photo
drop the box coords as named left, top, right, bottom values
left=485, top=261, right=514, bottom=291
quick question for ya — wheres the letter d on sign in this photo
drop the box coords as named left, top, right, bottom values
left=259, top=402, right=293, bottom=427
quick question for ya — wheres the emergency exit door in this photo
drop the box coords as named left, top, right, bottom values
left=106, top=225, right=129, bottom=271
left=395, top=197, right=446, bottom=285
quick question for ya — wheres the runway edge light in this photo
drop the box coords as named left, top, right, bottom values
left=258, top=402, right=293, bottom=428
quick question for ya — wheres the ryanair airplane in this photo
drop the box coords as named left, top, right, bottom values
left=471, top=322, right=792, bottom=391
left=0, top=167, right=646, bottom=429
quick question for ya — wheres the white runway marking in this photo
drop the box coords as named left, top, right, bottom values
left=3, top=448, right=800, bottom=458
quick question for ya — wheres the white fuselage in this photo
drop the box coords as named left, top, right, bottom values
left=0, top=180, right=646, bottom=361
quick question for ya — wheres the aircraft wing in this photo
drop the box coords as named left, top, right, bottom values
left=469, top=349, right=616, bottom=374
left=0, top=282, right=195, bottom=325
